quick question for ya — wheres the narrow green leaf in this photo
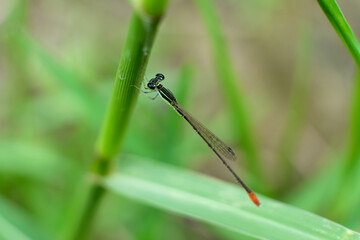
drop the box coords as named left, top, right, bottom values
left=0, top=141, right=67, bottom=180
left=276, top=24, right=313, bottom=193
left=17, top=31, right=103, bottom=127
left=286, top=157, right=343, bottom=212
left=331, top=153, right=360, bottom=226
left=318, top=0, right=360, bottom=223
left=347, top=71, right=360, bottom=170
left=103, top=156, right=360, bottom=240
left=317, top=0, right=360, bottom=66
left=195, top=0, right=263, bottom=185
left=0, top=195, right=50, bottom=240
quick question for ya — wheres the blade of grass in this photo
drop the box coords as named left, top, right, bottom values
left=0, top=0, right=30, bottom=136
left=17, top=30, right=103, bottom=128
left=195, top=0, right=263, bottom=187
left=0, top=141, right=67, bottom=181
left=328, top=71, right=360, bottom=226
left=276, top=23, right=312, bottom=194
left=0, top=195, right=50, bottom=240
left=285, top=155, right=344, bottom=212
left=331, top=155, right=360, bottom=226
left=317, top=0, right=360, bottom=67
left=72, top=1, right=168, bottom=239
left=102, top=155, right=360, bottom=240
left=317, top=0, right=360, bottom=223
left=346, top=70, right=360, bottom=173
left=210, top=227, right=258, bottom=240
left=318, top=0, right=360, bottom=169
left=1, top=0, right=103, bottom=129
left=341, top=70, right=360, bottom=227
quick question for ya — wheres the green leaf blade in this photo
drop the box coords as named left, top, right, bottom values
left=103, top=157, right=360, bottom=240
left=0, top=196, right=51, bottom=240
left=317, top=0, right=360, bottom=66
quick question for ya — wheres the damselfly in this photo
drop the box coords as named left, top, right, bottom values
left=141, top=73, right=260, bottom=206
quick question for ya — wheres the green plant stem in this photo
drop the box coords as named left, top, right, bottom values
left=317, top=1, right=360, bottom=169
left=329, top=71, right=360, bottom=223
left=1, top=0, right=29, bottom=137
left=72, top=6, right=166, bottom=239
left=318, top=0, right=360, bottom=224
left=317, top=0, right=360, bottom=67
left=96, top=15, right=161, bottom=160
left=195, top=0, right=263, bottom=187
left=276, top=24, right=312, bottom=194
left=317, top=0, right=360, bottom=168
left=72, top=182, right=104, bottom=240
left=347, top=70, right=360, bottom=169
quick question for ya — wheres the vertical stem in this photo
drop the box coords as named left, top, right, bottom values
left=317, top=0, right=360, bottom=181
left=72, top=6, right=167, bottom=239
left=195, top=0, right=263, bottom=186
left=317, top=0, right=360, bottom=222
left=96, top=14, right=161, bottom=160
left=317, top=0, right=360, bottom=67
left=347, top=70, right=360, bottom=169
left=317, top=0, right=360, bottom=169
left=276, top=24, right=312, bottom=194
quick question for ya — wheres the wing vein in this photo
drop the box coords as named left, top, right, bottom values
left=171, top=102, right=237, bottom=162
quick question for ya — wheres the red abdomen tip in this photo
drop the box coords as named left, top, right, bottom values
left=248, top=192, right=260, bottom=206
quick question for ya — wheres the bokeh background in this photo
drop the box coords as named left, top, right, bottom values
left=1, top=0, right=360, bottom=239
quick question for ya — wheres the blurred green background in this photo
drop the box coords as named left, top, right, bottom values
left=1, top=0, right=360, bottom=239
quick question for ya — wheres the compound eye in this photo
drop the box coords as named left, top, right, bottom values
left=147, top=82, right=155, bottom=90
left=156, top=73, right=165, bottom=81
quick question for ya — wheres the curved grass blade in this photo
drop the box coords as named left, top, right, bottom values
left=195, top=0, right=263, bottom=184
left=0, top=195, right=51, bottom=240
left=102, top=156, right=360, bottom=240
left=317, top=0, right=360, bottom=66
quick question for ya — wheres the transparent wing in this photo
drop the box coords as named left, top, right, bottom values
left=171, top=102, right=261, bottom=206
left=172, top=102, right=237, bottom=161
